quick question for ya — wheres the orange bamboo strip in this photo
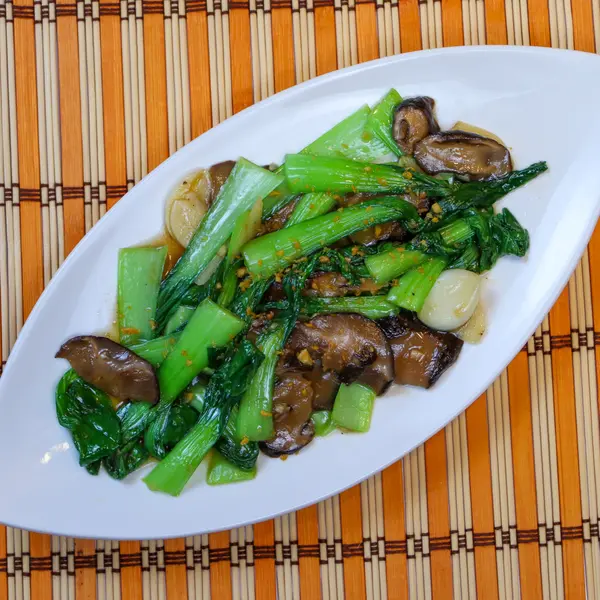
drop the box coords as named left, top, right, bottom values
left=549, top=289, right=586, bottom=599
left=99, top=1, right=127, bottom=211
left=571, top=0, right=595, bottom=51
left=165, top=538, right=187, bottom=599
left=14, top=9, right=43, bottom=319
left=441, top=0, right=464, bottom=45
left=315, top=5, right=338, bottom=75
left=29, top=533, right=51, bottom=599
left=424, top=431, right=453, bottom=599
left=382, top=461, right=408, bottom=600
left=507, top=354, right=543, bottom=599
left=527, top=0, right=551, bottom=45
left=465, top=396, right=499, bottom=600
left=120, top=541, right=143, bottom=600
left=340, top=485, right=367, bottom=600
left=272, top=7, right=296, bottom=92
left=187, top=10, right=213, bottom=139
left=254, top=520, right=277, bottom=600
left=398, top=0, right=422, bottom=52
left=57, top=5, right=84, bottom=255
left=230, top=8, right=254, bottom=114
left=296, top=506, right=320, bottom=600
left=143, top=14, right=169, bottom=171
left=209, top=531, right=233, bottom=599
left=484, top=0, right=508, bottom=43
left=75, top=539, right=97, bottom=600
left=355, top=1, right=379, bottom=62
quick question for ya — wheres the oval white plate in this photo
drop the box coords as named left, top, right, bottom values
left=1, top=46, right=599, bottom=540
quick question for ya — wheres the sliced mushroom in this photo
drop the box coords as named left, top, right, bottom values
left=262, top=197, right=298, bottom=233
left=303, top=367, right=340, bottom=411
left=259, top=372, right=315, bottom=457
left=285, top=314, right=394, bottom=394
left=393, top=97, right=440, bottom=154
left=56, top=336, right=159, bottom=403
left=414, top=131, right=512, bottom=181
left=208, top=160, right=236, bottom=199
left=378, top=313, right=463, bottom=388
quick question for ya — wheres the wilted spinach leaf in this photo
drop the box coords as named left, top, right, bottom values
left=144, top=401, right=199, bottom=459
left=56, top=370, right=120, bottom=467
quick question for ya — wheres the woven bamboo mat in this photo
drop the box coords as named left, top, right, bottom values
left=0, top=0, right=599, bottom=597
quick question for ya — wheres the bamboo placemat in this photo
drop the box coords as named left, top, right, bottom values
left=0, top=0, right=599, bottom=597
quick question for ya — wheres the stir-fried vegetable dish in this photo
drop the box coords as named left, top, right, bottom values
left=54, top=90, right=547, bottom=495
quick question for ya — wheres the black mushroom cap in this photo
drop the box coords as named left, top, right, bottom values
left=284, top=313, right=395, bottom=395
left=259, top=373, right=315, bottom=457
left=413, top=131, right=512, bottom=181
left=260, top=314, right=395, bottom=458
left=56, top=335, right=159, bottom=403
left=208, top=160, right=236, bottom=202
left=392, top=97, right=440, bottom=154
left=377, top=313, right=463, bottom=389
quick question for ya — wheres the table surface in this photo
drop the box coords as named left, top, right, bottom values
left=1, top=0, right=599, bottom=598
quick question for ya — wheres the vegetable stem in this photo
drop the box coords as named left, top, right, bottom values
left=365, top=89, right=403, bottom=156
left=332, top=383, right=376, bottom=433
left=157, top=159, right=283, bottom=328
left=118, top=246, right=167, bottom=345
left=286, top=192, right=337, bottom=227
left=129, top=332, right=182, bottom=368
left=387, top=257, right=447, bottom=312
left=157, top=299, right=245, bottom=406
left=301, top=295, right=399, bottom=320
left=236, top=325, right=285, bottom=442
left=243, top=197, right=420, bottom=279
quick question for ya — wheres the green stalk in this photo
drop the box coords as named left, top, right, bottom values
left=157, top=159, right=283, bottom=328
left=365, top=218, right=473, bottom=283
left=157, top=299, right=245, bottom=406
left=243, top=197, right=420, bottom=279
left=207, top=451, right=257, bottom=485
left=144, top=340, right=262, bottom=496
left=365, top=249, right=427, bottom=284
left=217, top=260, right=242, bottom=309
left=284, top=153, right=423, bottom=195
left=332, top=382, right=376, bottom=433
left=311, top=411, right=337, bottom=436
left=387, top=257, right=447, bottom=312
left=301, top=295, right=399, bottom=320
left=118, top=246, right=167, bottom=345
left=262, top=105, right=391, bottom=218
left=129, top=333, right=182, bottom=368
left=236, top=325, right=285, bottom=442
left=286, top=192, right=337, bottom=227
left=301, top=104, right=389, bottom=162
left=164, top=305, right=196, bottom=335
left=215, top=404, right=259, bottom=470
left=365, top=89, right=403, bottom=156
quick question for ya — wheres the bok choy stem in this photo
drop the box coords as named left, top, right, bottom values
left=156, top=159, right=283, bottom=328
left=387, top=257, right=447, bottom=312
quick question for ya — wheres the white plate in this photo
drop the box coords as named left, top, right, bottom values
left=1, top=46, right=599, bottom=540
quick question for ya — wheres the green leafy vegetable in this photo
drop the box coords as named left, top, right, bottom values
left=215, top=405, right=259, bottom=470
left=118, top=246, right=168, bottom=345
left=332, top=382, right=376, bottom=432
left=242, top=197, right=421, bottom=279
left=207, top=450, right=257, bottom=485
left=56, top=370, right=120, bottom=467
left=157, top=159, right=283, bottom=328
left=144, top=340, right=263, bottom=496
left=311, top=411, right=337, bottom=436
left=144, top=401, right=199, bottom=459
left=365, top=89, right=403, bottom=156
